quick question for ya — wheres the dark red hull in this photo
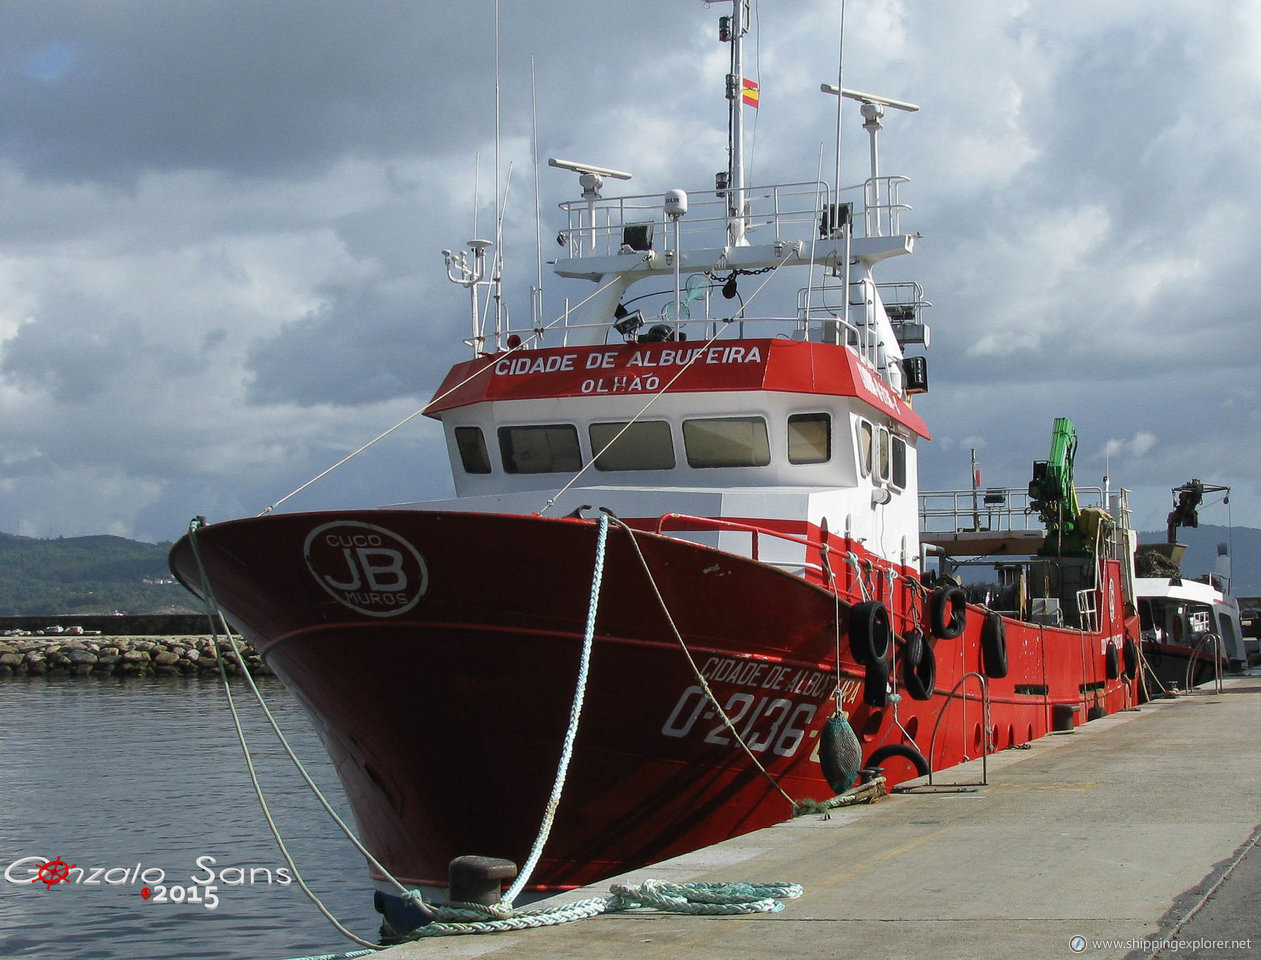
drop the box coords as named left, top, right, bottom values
left=169, top=509, right=1139, bottom=895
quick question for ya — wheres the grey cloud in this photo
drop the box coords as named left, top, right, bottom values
left=244, top=285, right=450, bottom=407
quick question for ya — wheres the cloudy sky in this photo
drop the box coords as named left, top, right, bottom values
left=0, top=0, right=1257, bottom=545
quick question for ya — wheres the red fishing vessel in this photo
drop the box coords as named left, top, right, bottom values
left=169, top=0, right=1141, bottom=935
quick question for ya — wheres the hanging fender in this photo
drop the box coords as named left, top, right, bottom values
left=1105, top=641, right=1121, bottom=680
left=902, top=627, right=924, bottom=669
left=929, top=586, right=967, bottom=639
left=865, top=742, right=930, bottom=778
left=981, top=612, right=1009, bottom=679
left=863, top=654, right=890, bottom=707
left=902, top=640, right=936, bottom=701
left=850, top=600, right=892, bottom=666
left=818, top=713, right=862, bottom=795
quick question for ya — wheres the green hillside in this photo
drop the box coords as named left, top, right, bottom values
left=0, top=532, right=197, bottom=616
left=2, top=521, right=1257, bottom=618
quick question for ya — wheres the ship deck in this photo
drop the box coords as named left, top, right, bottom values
left=361, top=671, right=1261, bottom=960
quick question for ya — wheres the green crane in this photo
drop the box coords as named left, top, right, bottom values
left=1027, top=417, right=1089, bottom=556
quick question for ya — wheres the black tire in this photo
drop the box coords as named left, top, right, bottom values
left=1105, top=641, right=1120, bottom=680
left=981, top=612, right=1008, bottom=678
left=902, top=628, right=924, bottom=668
left=1122, top=635, right=1139, bottom=678
left=1087, top=705, right=1106, bottom=721
left=850, top=601, right=892, bottom=666
left=866, top=742, right=930, bottom=778
left=863, top=655, right=890, bottom=707
left=902, top=641, right=936, bottom=701
left=930, top=586, right=967, bottom=639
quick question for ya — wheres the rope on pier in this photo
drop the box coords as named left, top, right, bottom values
left=501, top=510, right=608, bottom=904
left=190, top=511, right=805, bottom=946
left=187, top=518, right=401, bottom=950
left=605, top=512, right=798, bottom=810
left=405, top=880, right=804, bottom=938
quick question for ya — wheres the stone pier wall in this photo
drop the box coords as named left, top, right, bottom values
left=0, top=636, right=272, bottom=678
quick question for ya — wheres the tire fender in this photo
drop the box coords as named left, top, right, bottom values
left=902, top=640, right=936, bottom=701
left=863, top=655, right=890, bottom=707
left=1105, top=641, right=1120, bottom=680
left=850, top=600, right=892, bottom=666
left=902, top=627, right=924, bottom=669
left=930, top=586, right=967, bottom=640
left=866, top=742, right=930, bottom=778
left=981, top=611, right=1008, bottom=679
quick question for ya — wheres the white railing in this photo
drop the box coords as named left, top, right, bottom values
left=556, top=176, right=911, bottom=260
left=557, top=180, right=830, bottom=258
left=919, top=486, right=1112, bottom=536
left=864, top=175, right=911, bottom=238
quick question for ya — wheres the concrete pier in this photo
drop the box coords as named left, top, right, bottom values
left=374, top=675, right=1261, bottom=960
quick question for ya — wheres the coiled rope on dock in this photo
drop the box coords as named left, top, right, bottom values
left=190, top=511, right=805, bottom=946
left=406, top=880, right=805, bottom=937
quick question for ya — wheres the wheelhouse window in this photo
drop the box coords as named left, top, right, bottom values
left=454, top=426, right=491, bottom=474
left=589, top=421, right=675, bottom=471
left=857, top=420, right=873, bottom=476
left=891, top=434, right=908, bottom=489
left=788, top=413, right=831, bottom=464
left=683, top=416, right=771, bottom=468
left=497, top=424, right=582, bottom=474
left=876, top=426, right=891, bottom=481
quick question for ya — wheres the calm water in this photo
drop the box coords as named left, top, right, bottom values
left=0, top=676, right=383, bottom=959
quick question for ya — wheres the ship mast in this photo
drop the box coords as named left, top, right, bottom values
left=721, top=0, right=752, bottom=247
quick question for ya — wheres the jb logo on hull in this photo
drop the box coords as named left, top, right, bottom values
left=304, top=521, right=428, bottom=617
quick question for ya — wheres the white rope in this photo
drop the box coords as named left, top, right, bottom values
left=539, top=249, right=798, bottom=516
left=503, top=512, right=609, bottom=903
left=186, top=520, right=393, bottom=949
left=187, top=509, right=801, bottom=944
left=842, top=552, right=871, bottom=601
left=407, top=880, right=804, bottom=937
left=606, top=514, right=798, bottom=809
left=262, top=267, right=641, bottom=515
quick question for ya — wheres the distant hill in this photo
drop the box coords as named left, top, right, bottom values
left=3, top=522, right=1258, bottom=618
left=1137, top=523, right=1261, bottom=600
left=0, top=532, right=197, bottom=616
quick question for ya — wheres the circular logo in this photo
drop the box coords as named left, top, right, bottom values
left=35, top=857, right=74, bottom=889
left=304, top=521, right=428, bottom=618
left=1069, top=935, right=1086, bottom=953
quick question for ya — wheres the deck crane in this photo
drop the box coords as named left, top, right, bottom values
left=1028, top=417, right=1093, bottom=556
left=1166, top=479, right=1230, bottom=543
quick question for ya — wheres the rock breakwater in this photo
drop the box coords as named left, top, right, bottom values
left=0, top=636, right=273, bottom=678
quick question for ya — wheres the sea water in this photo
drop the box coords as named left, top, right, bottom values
left=0, top=675, right=383, bottom=959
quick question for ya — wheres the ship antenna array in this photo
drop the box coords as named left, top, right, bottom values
left=819, top=85, right=920, bottom=193
left=547, top=158, right=633, bottom=255
left=717, top=0, right=753, bottom=246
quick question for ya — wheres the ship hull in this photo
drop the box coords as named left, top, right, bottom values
left=169, top=508, right=1139, bottom=924
left=1141, top=640, right=1232, bottom=695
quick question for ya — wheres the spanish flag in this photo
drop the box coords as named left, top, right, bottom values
left=742, top=77, right=759, bottom=108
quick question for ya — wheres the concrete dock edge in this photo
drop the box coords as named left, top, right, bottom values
left=362, top=676, right=1261, bottom=960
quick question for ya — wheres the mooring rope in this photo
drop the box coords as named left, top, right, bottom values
left=501, top=511, right=609, bottom=904
left=262, top=268, right=639, bottom=516
left=539, top=249, right=798, bottom=517
left=841, top=552, right=871, bottom=602
left=407, top=880, right=804, bottom=937
left=187, top=519, right=415, bottom=949
left=188, top=511, right=803, bottom=942
left=604, top=513, right=798, bottom=809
